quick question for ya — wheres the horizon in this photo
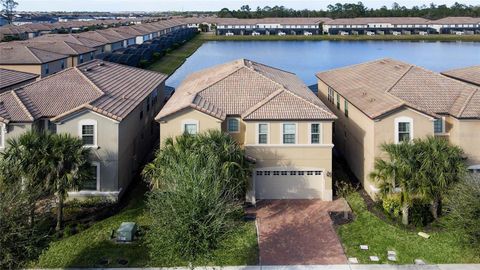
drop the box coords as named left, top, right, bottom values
left=16, top=0, right=480, bottom=12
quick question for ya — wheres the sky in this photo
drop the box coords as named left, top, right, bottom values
left=18, top=0, right=479, bottom=12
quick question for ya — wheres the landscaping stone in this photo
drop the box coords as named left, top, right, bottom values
left=369, top=256, right=380, bottom=262
left=387, top=255, right=397, bottom=261
left=360, top=244, right=369, bottom=250
left=415, top=259, right=426, bottom=265
left=348, top=257, right=359, bottom=264
left=418, top=232, right=431, bottom=239
left=387, top=250, right=396, bottom=256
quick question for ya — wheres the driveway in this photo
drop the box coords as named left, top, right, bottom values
left=255, top=199, right=349, bottom=265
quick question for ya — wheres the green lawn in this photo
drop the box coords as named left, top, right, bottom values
left=147, top=33, right=207, bottom=75
left=337, top=191, right=480, bottom=264
left=33, top=184, right=258, bottom=268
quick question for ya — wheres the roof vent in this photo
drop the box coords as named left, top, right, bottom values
left=83, top=67, right=93, bottom=72
left=362, top=92, right=367, bottom=96
left=97, top=62, right=105, bottom=66
left=369, top=98, right=376, bottom=102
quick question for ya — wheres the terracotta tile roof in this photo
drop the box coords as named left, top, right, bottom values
left=325, top=17, right=430, bottom=25
left=0, top=44, right=68, bottom=64
left=0, top=60, right=167, bottom=123
left=316, top=58, right=480, bottom=119
left=157, top=59, right=336, bottom=121
left=0, top=69, right=38, bottom=90
left=442, top=66, right=480, bottom=87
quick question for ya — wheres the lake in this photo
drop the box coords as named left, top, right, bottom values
left=166, top=40, right=480, bottom=88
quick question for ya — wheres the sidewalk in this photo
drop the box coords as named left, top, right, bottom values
left=62, top=264, right=480, bottom=270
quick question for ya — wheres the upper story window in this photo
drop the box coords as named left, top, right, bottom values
left=328, top=87, right=334, bottom=103
left=257, top=123, right=268, bottom=144
left=0, top=123, right=5, bottom=149
left=282, top=123, right=296, bottom=144
left=227, top=118, right=240, bottom=133
left=310, top=123, right=321, bottom=144
left=61, top=59, right=65, bottom=69
left=344, top=100, right=349, bottom=118
left=79, top=119, right=97, bottom=147
left=79, top=55, right=84, bottom=64
left=182, top=119, right=198, bottom=135
left=90, top=52, right=94, bottom=59
left=395, top=116, right=413, bottom=144
left=336, top=93, right=340, bottom=110
left=434, top=118, right=444, bottom=134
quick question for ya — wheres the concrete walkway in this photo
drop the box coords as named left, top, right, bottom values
left=63, top=264, right=480, bottom=270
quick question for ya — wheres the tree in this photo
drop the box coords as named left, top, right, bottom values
left=0, top=130, right=54, bottom=226
left=49, top=134, right=91, bottom=231
left=0, top=182, right=48, bottom=269
left=370, top=142, right=418, bottom=225
left=443, top=174, right=480, bottom=252
left=1, top=0, right=18, bottom=24
left=414, top=137, right=465, bottom=220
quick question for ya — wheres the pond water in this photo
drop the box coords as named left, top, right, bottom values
left=166, top=40, right=480, bottom=88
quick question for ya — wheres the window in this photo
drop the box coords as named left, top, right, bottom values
left=434, top=118, right=444, bottom=134
left=0, top=123, right=5, bottom=148
left=79, top=119, right=97, bottom=147
left=257, top=123, right=268, bottom=144
left=146, top=97, right=150, bottom=112
left=282, top=123, right=296, bottom=144
left=336, top=93, right=340, bottom=109
left=79, top=55, right=84, bottom=64
left=328, top=87, right=334, bottom=103
left=310, top=123, right=321, bottom=144
left=140, top=110, right=143, bottom=119
left=61, top=59, right=65, bottom=69
left=395, top=117, right=413, bottom=144
left=227, top=118, right=239, bottom=133
left=90, top=52, right=94, bottom=59
left=182, top=120, right=198, bottom=135
left=44, top=63, right=49, bottom=75
left=82, top=163, right=99, bottom=191
left=344, top=100, right=349, bottom=117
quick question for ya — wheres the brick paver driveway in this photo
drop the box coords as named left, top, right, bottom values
left=255, top=199, right=348, bottom=265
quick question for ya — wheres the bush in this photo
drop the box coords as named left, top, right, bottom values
left=138, top=60, right=150, bottom=68
left=443, top=174, right=480, bottom=251
left=382, top=193, right=401, bottom=218
left=334, top=181, right=356, bottom=198
left=409, top=199, right=434, bottom=227
left=144, top=131, right=251, bottom=263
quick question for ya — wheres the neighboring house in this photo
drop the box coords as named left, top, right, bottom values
left=429, top=17, right=480, bottom=34
left=0, top=60, right=167, bottom=200
left=441, top=65, right=480, bottom=173
left=156, top=59, right=337, bottom=203
left=323, top=17, right=433, bottom=35
left=77, top=30, right=127, bottom=52
left=33, top=34, right=107, bottom=55
left=316, top=58, right=480, bottom=198
left=0, top=43, right=68, bottom=77
left=0, top=68, right=39, bottom=92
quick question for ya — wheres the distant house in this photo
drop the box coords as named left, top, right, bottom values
left=156, top=59, right=337, bottom=202
left=0, top=60, right=167, bottom=200
left=316, top=58, right=480, bottom=198
left=0, top=68, right=38, bottom=92
left=323, top=17, right=433, bottom=35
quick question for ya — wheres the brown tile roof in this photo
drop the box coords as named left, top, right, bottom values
left=33, top=34, right=106, bottom=48
left=0, top=69, right=38, bottom=90
left=16, top=40, right=95, bottom=56
left=216, top=17, right=331, bottom=26
left=0, top=44, right=68, bottom=64
left=431, top=17, right=480, bottom=24
left=157, top=59, right=336, bottom=121
left=316, top=58, right=480, bottom=119
left=325, top=17, right=430, bottom=25
left=0, top=60, right=167, bottom=123
left=77, top=30, right=125, bottom=44
left=442, top=66, right=480, bottom=87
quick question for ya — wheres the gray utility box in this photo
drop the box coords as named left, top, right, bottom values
left=116, top=222, right=137, bottom=242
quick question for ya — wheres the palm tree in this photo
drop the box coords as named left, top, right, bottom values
left=0, top=130, right=54, bottom=225
left=49, top=133, right=91, bottom=231
left=370, top=142, right=418, bottom=225
left=414, top=136, right=466, bottom=220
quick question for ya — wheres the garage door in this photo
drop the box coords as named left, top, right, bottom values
left=254, top=169, right=324, bottom=199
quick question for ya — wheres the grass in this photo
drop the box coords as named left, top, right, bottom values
left=202, top=34, right=480, bottom=42
left=337, top=191, right=480, bottom=264
left=33, top=183, right=258, bottom=268
left=147, top=33, right=207, bottom=75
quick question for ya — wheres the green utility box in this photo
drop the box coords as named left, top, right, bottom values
left=116, top=222, right=137, bottom=242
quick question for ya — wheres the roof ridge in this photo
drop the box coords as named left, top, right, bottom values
left=281, top=88, right=337, bottom=119
left=25, top=46, right=42, bottom=63
left=10, top=90, right=34, bottom=121
left=457, top=87, right=478, bottom=117
left=194, top=63, right=246, bottom=95
left=241, top=88, right=284, bottom=118
left=74, top=66, right=105, bottom=96
left=316, top=58, right=396, bottom=77
left=385, top=65, right=414, bottom=93
left=244, top=59, right=296, bottom=75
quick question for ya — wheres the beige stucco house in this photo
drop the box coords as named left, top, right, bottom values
left=0, top=60, right=167, bottom=200
left=156, top=59, right=337, bottom=202
left=316, top=58, right=480, bottom=198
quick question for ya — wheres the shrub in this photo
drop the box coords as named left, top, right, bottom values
left=409, top=199, right=434, bottom=227
left=334, top=181, right=356, bottom=198
left=382, top=193, right=402, bottom=218
left=443, top=174, right=480, bottom=252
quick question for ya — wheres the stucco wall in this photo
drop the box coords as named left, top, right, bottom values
left=41, top=59, right=68, bottom=77
left=447, top=117, right=480, bottom=166
left=159, top=108, right=223, bottom=144
left=55, top=110, right=120, bottom=192
left=0, top=65, right=42, bottom=76
left=1, top=123, right=33, bottom=151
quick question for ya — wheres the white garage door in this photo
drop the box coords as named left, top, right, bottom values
left=254, top=169, right=324, bottom=200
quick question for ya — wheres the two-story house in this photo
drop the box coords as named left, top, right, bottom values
left=316, top=58, right=480, bottom=198
left=0, top=60, right=167, bottom=200
left=156, top=59, right=337, bottom=203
